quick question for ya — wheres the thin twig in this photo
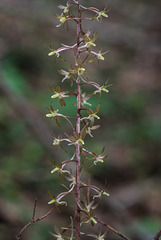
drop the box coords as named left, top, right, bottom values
left=31, top=197, right=37, bottom=221
left=95, top=216, right=132, bottom=240
left=154, top=229, right=161, bottom=240
left=16, top=198, right=53, bottom=240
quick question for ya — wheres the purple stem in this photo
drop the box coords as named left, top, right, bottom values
left=76, top=1, right=81, bottom=239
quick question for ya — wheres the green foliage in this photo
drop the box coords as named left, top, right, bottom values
left=2, top=59, right=32, bottom=95
left=135, top=217, right=161, bottom=234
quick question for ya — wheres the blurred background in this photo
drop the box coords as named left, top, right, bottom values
left=0, top=0, right=161, bottom=239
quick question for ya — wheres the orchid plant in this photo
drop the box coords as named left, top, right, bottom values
left=46, top=1, right=110, bottom=239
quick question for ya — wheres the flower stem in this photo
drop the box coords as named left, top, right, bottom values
left=76, top=1, right=81, bottom=239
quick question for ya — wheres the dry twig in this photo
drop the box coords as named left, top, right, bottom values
left=16, top=198, right=53, bottom=240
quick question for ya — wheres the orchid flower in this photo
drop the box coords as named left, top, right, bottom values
left=50, top=226, right=65, bottom=240
left=79, top=31, right=97, bottom=50
left=91, top=186, right=109, bottom=200
left=48, top=192, right=67, bottom=207
left=55, top=13, right=70, bottom=28
left=85, top=147, right=108, bottom=165
left=51, top=217, right=74, bottom=240
left=88, top=50, right=108, bottom=63
left=92, top=5, right=108, bottom=22
left=86, top=124, right=100, bottom=137
left=81, top=104, right=101, bottom=123
left=50, top=86, right=69, bottom=106
left=66, top=133, right=85, bottom=147
left=51, top=161, right=70, bottom=177
left=58, top=69, right=72, bottom=82
left=81, top=208, right=97, bottom=227
left=57, top=1, right=72, bottom=14
left=93, top=80, right=109, bottom=98
left=46, top=109, right=59, bottom=118
left=46, top=105, right=60, bottom=126
left=65, top=173, right=76, bottom=191
left=88, top=228, right=108, bottom=240
left=52, top=136, right=70, bottom=153
left=81, top=93, right=92, bottom=107
left=70, top=64, right=86, bottom=76
left=94, top=154, right=106, bottom=165
left=81, top=198, right=97, bottom=213
left=48, top=44, right=75, bottom=58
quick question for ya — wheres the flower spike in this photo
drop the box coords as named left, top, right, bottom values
left=46, top=1, right=112, bottom=239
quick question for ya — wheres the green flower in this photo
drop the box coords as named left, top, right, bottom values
left=46, top=109, right=59, bottom=118
left=48, top=197, right=67, bottom=206
left=86, top=147, right=108, bottom=165
left=86, top=124, right=100, bottom=137
left=50, top=218, right=74, bottom=240
left=94, top=87, right=109, bottom=94
left=66, top=172, right=76, bottom=191
left=48, top=45, right=71, bottom=59
left=93, top=153, right=108, bottom=165
left=97, top=52, right=105, bottom=60
left=50, top=226, right=65, bottom=240
left=80, top=31, right=97, bottom=49
left=89, top=50, right=108, bottom=63
left=53, top=138, right=62, bottom=146
left=81, top=209, right=97, bottom=227
left=93, top=189, right=109, bottom=199
left=58, top=1, right=72, bottom=14
left=55, top=14, right=68, bottom=27
left=89, top=216, right=97, bottom=225
left=82, top=104, right=101, bottom=123
left=70, top=65, right=85, bottom=76
left=81, top=198, right=97, bottom=213
left=51, top=161, right=70, bottom=176
left=51, top=92, right=69, bottom=99
left=78, top=67, right=85, bottom=76
left=88, top=228, right=107, bottom=240
left=48, top=192, right=67, bottom=207
left=48, top=49, right=60, bottom=57
left=96, top=11, right=108, bottom=22
left=92, top=6, right=108, bottom=23
left=58, top=69, right=72, bottom=82
left=68, top=137, right=85, bottom=146
left=50, top=86, right=69, bottom=106
left=81, top=93, right=92, bottom=107
left=66, top=133, right=85, bottom=147
left=46, top=105, right=61, bottom=126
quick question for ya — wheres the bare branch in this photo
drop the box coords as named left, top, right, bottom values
left=16, top=198, right=53, bottom=240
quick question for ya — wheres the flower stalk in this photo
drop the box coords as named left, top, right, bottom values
left=46, top=0, right=112, bottom=239
left=76, top=1, right=82, bottom=238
